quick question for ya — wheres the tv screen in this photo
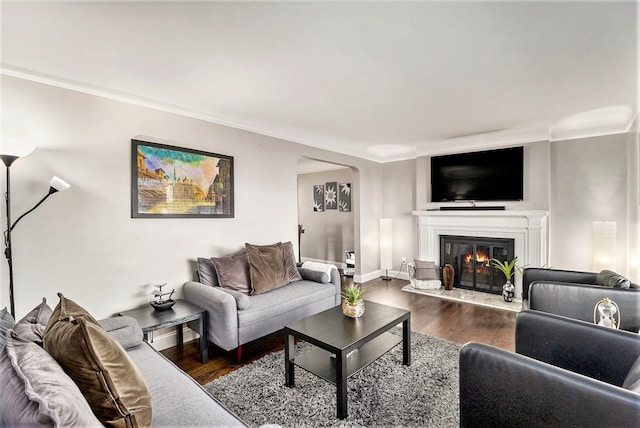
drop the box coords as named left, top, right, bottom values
left=431, top=146, right=524, bottom=202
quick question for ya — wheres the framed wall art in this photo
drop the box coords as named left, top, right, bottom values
left=339, top=182, right=351, bottom=212
left=325, top=182, right=337, bottom=210
left=313, top=184, right=324, bottom=212
left=131, top=139, right=234, bottom=218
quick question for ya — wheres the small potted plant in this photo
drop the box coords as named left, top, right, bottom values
left=341, top=283, right=365, bottom=318
left=491, top=257, right=518, bottom=302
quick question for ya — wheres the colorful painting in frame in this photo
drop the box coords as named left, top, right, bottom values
left=339, top=183, right=351, bottom=212
left=131, top=140, right=234, bottom=218
left=313, top=185, right=324, bottom=212
left=325, top=182, right=338, bottom=209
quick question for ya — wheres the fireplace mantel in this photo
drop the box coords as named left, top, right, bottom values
left=412, top=210, right=549, bottom=298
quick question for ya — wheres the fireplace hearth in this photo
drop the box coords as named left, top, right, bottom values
left=440, top=235, right=515, bottom=294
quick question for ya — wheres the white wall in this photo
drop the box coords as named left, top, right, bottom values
left=550, top=132, right=637, bottom=279
left=297, top=167, right=355, bottom=266
left=0, top=76, right=383, bottom=319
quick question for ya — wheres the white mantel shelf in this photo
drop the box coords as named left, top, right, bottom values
left=412, top=210, right=549, bottom=298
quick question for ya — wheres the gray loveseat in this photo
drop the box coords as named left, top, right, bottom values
left=184, top=256, right=341, bottom=360
left=0, top=302, right=246, bottom=427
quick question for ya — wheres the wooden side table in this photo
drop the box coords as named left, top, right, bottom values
left=119, top=299, right=208, bottom=363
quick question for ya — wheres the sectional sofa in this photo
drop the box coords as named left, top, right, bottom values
left=0, top=297, right=246, bottom=427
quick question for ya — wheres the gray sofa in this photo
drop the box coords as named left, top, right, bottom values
left=0, top=304, right=246, bottom=427
left=184, top=257, right=341, bottom=359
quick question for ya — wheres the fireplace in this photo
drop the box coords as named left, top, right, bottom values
left=440, top=235, right=515, bottom=294
left=412, top=210, right=549, bottom=299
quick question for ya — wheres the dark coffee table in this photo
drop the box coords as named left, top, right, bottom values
left=284, top=300, right=411, bottom=419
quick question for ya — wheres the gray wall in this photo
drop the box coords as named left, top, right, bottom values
left=297, top=168, right=355, bottom=266
left=0, top=76, right=384, bottom=318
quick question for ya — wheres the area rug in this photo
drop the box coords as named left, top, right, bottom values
left=401, top=284, right=522, bottom=313
left=204, top=330, right=461, bottom=427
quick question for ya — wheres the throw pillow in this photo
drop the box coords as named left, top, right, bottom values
left=245, top=242, right=289, bottom=295
left=43, top=293, right=152, bottom=427
left=98, top=316, right=144, bottom=350
left=596, top=270, right=631, bottom=288
left=283, top=241, right=303, bottom=282
left=622, top=355, right=640, bottom=393
left=13, top=298, right=52, bottom=345
left=414, top=260, right=438, bottom=280
left=0, top=330, right=102, bottom=427
left=211, top=252, right=251, bottom=295
left=217, top=287, right=251, bottom=310
left=0, top=306, right=14, bottom=351
left=197, top=257, right=219, bottom=286
left=299, top=268, right=330, bottom=284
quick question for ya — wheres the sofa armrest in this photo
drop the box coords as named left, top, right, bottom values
left=329, top=267, right=341, bottom=306
left=522, top=268, right=597, bottom=301
left=528, top=282, right=640, bottom=332
left=183, top=281, right=239, bottom=351
left=459, top=342, right=640, bottom=427
left=516, top=310, right=640, bottom=386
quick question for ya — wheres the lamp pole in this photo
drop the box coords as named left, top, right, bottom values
left=1, top=154, right=70, bottom=318
left=1, top=155, right=18, bottom=317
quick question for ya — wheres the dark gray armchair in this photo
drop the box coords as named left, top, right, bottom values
left=523, top=267, right=640, bottom=333
left=460, top=311, right=640, bottom=427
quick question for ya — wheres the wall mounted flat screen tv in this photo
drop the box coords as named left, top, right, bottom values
left=431, top=146, right=524, bottom=202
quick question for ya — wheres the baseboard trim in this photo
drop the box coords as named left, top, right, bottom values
left=145, top=326, right=200, bottom=351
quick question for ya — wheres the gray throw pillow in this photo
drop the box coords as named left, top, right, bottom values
left=414, top=260, right=438, bottom=280
left=98, top=316, right=144, bottom=349
left=0, top=330, right=102, bottom=427
left=0, top=306, right=15, bottom=351
left=622, top=355, right=640, bottom=393
left=211, top=252, right=251, bottom=295
left=217, top=288, right=251, bottom=310
left=299, top=268, right=330, bottom=284
left=596, top=270, right=631, bottom=288
left=197, top=257, right=219, bottom=286
left=283, top=241, right=303, bottom=282
left=13, top=298, right=52, bottom=345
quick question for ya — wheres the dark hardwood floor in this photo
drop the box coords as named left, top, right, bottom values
left=161, top=277, right=516, bottom=385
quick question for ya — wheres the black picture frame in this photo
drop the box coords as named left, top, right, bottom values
left=131, top=139, right=234, bottom=218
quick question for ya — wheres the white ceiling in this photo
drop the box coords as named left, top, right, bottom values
left=1, top=1, right=637, bottom=162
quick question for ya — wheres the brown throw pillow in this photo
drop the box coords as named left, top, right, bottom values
left=414, top=260, right=438, bottom=280
left=43, top=293, right=152, bottom=427
left=283, top=241, right=303, bottom=282
left=211, top=252, right=251, bottom=295
left=245, top=242, right=289, bottom=295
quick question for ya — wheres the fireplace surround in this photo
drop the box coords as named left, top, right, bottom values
left=412, top=210, right=549, bottom=299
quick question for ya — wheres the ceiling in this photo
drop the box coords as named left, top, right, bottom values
left=1, top=1, right=637, bottom=162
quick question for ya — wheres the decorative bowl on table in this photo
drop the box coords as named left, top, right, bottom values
left=150, top=299, right=176, bottom=311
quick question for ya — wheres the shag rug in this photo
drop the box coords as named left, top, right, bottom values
left=204, top=330, right=461, bottom=427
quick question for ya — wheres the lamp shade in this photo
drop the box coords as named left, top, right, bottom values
left=592, top=221, right=616, bottom=271
left=380, top=218, right=392, bottom=270
left=50, top=176, right=71, bottom=192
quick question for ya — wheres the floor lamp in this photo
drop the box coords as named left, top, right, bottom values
left=380, top=218, right=393, bottom=280
left=1, top=154, right=71, bottom=317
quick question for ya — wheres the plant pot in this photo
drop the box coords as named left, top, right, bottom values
left=342, top=299, right=365, bottom=318
left=502, top=281, right=515, bottom=303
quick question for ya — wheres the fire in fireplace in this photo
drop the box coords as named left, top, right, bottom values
left=440, top=235, right=515, bottom=294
